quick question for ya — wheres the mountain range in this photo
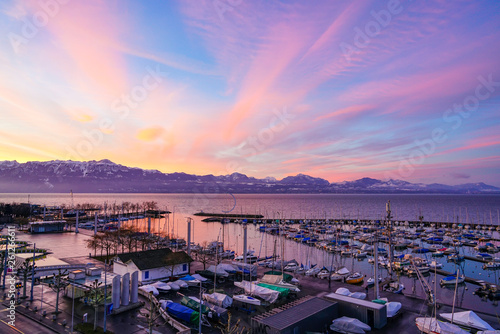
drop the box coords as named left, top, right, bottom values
left=0, top=159, right=498, bottom=194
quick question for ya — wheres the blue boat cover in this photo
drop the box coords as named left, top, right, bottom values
left=180, top=274, right=196, bottom=281
left=165, top=302, right=198, bottom=324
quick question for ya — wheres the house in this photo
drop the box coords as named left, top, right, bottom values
left=113, top=248, right=193, bottom=283
left=29, top=220, right=67, bottom=233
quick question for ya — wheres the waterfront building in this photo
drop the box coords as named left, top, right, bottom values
left=113, top=248, right=193, bottom=283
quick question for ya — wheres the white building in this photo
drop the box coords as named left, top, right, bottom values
left=113, top=248, right=193, bottom=283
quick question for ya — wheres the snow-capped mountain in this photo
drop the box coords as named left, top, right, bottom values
left=0, top=160, right=498, bottom=194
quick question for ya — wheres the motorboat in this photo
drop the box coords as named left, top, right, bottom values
left=474, top=283, right=500, bottom=300
left=477, top=253, right=493, bottom=261
left=354, top=251, right=367, bottom=259
left=345, top=272, right=364, bottom=285
left=366, top=277, right=382, bottom=287
left=383, top=282, right=404, bottom=294
left=447, top=254, right=465, bottom=263
left=483, top=262, right=500, bottom=270
left=429, top=261, right=443, bottom=269
left=440, top=311, right=494, bottom=331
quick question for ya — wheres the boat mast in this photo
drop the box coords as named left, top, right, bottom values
left=386, top=200, right=393, bottom=279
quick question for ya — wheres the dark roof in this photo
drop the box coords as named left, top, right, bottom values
left=116, top=248, right=193, bottom=270
left=257, top=297, right=336, bottom=330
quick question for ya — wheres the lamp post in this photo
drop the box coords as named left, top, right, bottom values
left=30, top=243, right=36, bottom=302
left=71, top=279, right=75, bottom=333
left=104, top=260, right=107, bottom=333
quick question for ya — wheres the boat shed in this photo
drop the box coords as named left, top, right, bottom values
left=323, top=292, right=387, bottom=329
left=251, top=296, right=337, bottom=334
left=29, top=220, right=67, bottom=233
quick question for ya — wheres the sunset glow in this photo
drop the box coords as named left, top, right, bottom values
left=1, top=0, right=499, bottom=185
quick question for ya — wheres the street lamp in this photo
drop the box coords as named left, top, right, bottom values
left=71, top=279, right=75, bottom=333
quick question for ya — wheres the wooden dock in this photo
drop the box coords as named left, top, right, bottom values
left=434, top=269, right=488, bottom=285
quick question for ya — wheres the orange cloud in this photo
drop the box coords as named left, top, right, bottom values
left=136, top=127, right=165, bottom=142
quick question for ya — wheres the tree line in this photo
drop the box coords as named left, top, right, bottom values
left=85, top=227, right=170, bottom=259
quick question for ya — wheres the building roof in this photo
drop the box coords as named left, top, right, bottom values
left=256, top=297, right=336, bottom=330
left=115, top=248, right=193, bottom=270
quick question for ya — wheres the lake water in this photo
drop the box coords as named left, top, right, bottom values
left=2, top=193, right=500, bottom=313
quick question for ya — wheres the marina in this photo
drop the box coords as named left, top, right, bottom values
left=1, top=193, right=500, bottom=333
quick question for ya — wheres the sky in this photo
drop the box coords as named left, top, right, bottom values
left=0, top=0, right=500, bottom=186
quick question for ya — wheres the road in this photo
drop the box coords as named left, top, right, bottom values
left=0, top=309, right=56, bottom=334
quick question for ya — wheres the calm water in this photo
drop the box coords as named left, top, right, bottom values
left=2, top=193, right=500, bottom=313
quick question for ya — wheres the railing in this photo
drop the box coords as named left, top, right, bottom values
left=138, top=288, right=191, bottom=333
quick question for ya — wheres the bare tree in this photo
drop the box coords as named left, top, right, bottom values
left=85, top=278, right=105, bottom=331
left=48, top=268, right=69, bottom=315
left=17, top=259, right=36, bottom=299
left=139, top=291, right=167, bottom=334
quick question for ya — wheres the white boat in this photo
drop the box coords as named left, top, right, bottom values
left=207, top=265, right=230, bottom=278
left=139, top=285, right=159, bottom=296
left=173, top=279, right=188, bottom=289
left=234, top=281, right=279, bottom=303
left=330, top=266, right=350, bottom=281
left=429, top=261, right=443, bottom=269
left=166, top=282, right=180, bottom=291
left=483, top=262, right=500, bottom=270
left=386, top=302, right=402, bottom=318
left=383, top=282, right=404, bottom=294
left=233, top=294, right=261, bottom=306
left=366, top=277, right=382, bottom=286
left=354, top=251, right=367, bottom=258
left=150, top=281, right=171, bottom=293
left=330, top=316, right=371, bottom=334
left=415, top=317, right=469, bottom=334
left=284, top=263, right=298, bottom=272
left=305, top=266, right=321, bottom=276
left=203, top=292, right=233, bottom=308
left=334, top=287, right=365, bottom=299
left=440, top=311, right=494, bottom=331
left=317, top=267, right=332, bottom=279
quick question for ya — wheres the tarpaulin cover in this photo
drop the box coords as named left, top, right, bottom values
left=257, top=283, right=289, bottom=297
left=180, top=296, right=210, bottom=315
left=234, top=281, right=279, bottom=303
left=165, top=301, right=200, bottom=325
left=203, top=292, right=233, bottom=308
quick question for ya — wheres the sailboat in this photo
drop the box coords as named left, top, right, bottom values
left=415, top=317, right=469, bottom=334
left=345, top=272, right=364, bottom=285
left=440, top=311, right=494, bottom=332
left=440, top=272, right=465, bottom=286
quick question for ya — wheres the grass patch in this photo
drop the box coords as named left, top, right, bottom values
left=74, top=323, right=114, bottom=334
